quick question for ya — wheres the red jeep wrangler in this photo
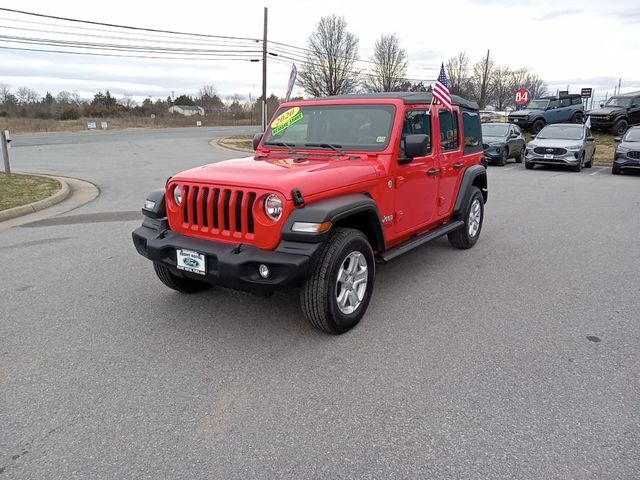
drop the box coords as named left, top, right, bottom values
left=132, top=93, right=487, bottom=334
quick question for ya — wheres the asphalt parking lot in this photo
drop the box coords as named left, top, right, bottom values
left=1, top=128, right=639, bottom=479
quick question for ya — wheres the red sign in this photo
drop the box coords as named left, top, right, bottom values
left=515, top=88, right=530, bottom=106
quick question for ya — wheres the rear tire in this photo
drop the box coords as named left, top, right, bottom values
left=571, top=112, right=584, bottom=124
left=448, top=187, right=484, bottom=250
left=301, top=228, right=375, bottom=334
left=153, top=263, right=212, bottom=293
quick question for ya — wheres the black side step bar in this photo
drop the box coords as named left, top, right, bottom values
left=378, top=220, right=464, bottom=263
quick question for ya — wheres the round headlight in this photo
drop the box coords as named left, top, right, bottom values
left=264, top=194, right=283, bottom=221
left=173, top=185, right=182, bottom=206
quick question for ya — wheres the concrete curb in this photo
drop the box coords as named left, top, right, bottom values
left=213, top=137, right=254, bottom=153
left=0, top=174, right=70, bottom=222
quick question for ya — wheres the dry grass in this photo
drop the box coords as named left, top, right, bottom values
left=0, top=116, right=255, bottom=134
left=0, top=173, right=60, bottom=211
left=219, top=135, right=254, bottom=151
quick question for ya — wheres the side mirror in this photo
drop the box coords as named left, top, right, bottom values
left=509, top=132, right=518, bottom=138
left=404, top=134, right=430, bottom=159
left=614, top=137, right=622, bottom=142
left=586, top=136, right=595, bottom=142
left=252, top=132, right=263, bottom=150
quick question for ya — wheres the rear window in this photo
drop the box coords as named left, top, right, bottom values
left=463, top=111, right=482, bottom=154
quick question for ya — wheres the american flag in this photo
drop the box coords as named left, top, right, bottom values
left=433, top=63, right=452, bottom=111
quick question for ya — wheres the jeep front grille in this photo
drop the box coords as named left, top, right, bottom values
left=180, top=185, right=257, bottom=237
left=534, top=147, right=567, bottom=155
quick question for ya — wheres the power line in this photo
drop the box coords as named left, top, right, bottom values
left=0, top=7, right=260, bottom=42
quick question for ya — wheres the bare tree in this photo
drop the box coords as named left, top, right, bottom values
left=298, top=15, right=360, bottom=97
left=119, top=94, right=137, bottom=109
left=0, top=83, right=11, bottom=104
left=467, top=54, right=494, bottom=108
left=16, top=87, right=39, bottom=105
left=489, top=66, right=512, bottom=110
left=445, top=52, right=470, bottom=97
left=198, top=84, right=224, bottom=112
left=362, top=34, right=407, bottom=92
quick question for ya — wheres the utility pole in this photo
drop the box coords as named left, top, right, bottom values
left=261, top=7, right=268, bottom=131
left=479, top=49, right=490, bottom=108
left=616, top=78, right=621, bottom=96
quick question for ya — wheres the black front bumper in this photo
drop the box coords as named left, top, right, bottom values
left=508, top=118, right=532, bottom=128
left=132, top=218, right=321, bottom=294
left=614, top=155, right=640, bottom=170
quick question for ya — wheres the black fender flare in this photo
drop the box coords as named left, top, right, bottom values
left=282, top=193, right=386, bottom=251
left=141, top=189, right=167, bottom=219
left=453, top=165, right=488, bottom=217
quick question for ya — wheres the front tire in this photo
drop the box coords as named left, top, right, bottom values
left=612, top=165, right=621, bottom=175
left=153, top=263, right=212, bottom=293
left=525, top=162, right=534, bottom=170
left=571, top=153, right=584, bottom=172
left=448, top=187, right=484, bottom=250
left=515, top=146, right=525, bottom=163
left=301, top=228, right=375, bottom=334
left=531, top=119, right=545, bottom=134
left=497, top=149, right=507, bottom=166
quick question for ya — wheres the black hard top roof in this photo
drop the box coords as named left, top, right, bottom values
left=307, top=92, right=479, bottom=111
left=612, top=90, right=640, bottom=97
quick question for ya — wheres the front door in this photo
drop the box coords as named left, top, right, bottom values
left=394, top=109, right=439, bottom=235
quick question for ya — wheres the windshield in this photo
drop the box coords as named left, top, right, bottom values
left=605, top=97, right=632, bottom=108
left=537, top=125, right=584, bottom=140
left=527, top=99, right=549, bottom=109
left=482, top=124, right=508, bottom=137
left=263, top=104, right=396, bottom=151
left=623, top=128, right=640, bottom=142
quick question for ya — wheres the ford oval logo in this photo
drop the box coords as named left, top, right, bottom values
left=183, top=257, right=199, bottom=268
left=546, top=148, right=554, bottom=153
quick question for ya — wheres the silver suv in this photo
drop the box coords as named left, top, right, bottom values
left=525, top=124, right=596, bottom=172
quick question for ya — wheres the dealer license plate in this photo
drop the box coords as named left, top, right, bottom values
left=176, top=249, right=206, bottom=275
left=512, top=119, right=518, bottom=123
left=544, top=154, right=554, bottom=159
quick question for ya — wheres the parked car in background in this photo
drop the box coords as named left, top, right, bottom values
left=482, top=122, right=526, bottom=166
left=508, top=94, right=585, bottom=134
left=586, top=92, right=640, bottom=136
left=612, top=125, right=640, bottom=174
left=525, top=124, right=596, bottom=172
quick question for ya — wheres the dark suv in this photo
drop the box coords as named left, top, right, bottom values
left=508, top=94, right=584, bottom=134
left=586, top=92, right=640, bottom=135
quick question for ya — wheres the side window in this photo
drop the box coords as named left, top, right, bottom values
left=632, top=97, right=640, bottom=108
left=400, top=110, right=431, bottom=156
left=548, top=99, right=559, bottom=109
left=513, top=125, right=522, bottom=135
left=439, top=110, right=459, bottom=151
left=571, top=97, right=582, bottom=106
left=559, top=98, right=571, bottom=107
left=462, top=110, right=482, bottom=154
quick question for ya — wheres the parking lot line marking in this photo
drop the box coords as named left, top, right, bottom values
left=590, top=167, right=607, bottom=176
left=503, top=167, right=516, bottom=171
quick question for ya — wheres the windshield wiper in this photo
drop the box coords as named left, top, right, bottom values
left=263, top=141, right=296, bottom=153
left=303, top=143, right=346, bottom=155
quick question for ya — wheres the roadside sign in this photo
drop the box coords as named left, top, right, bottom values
left=87, top=122, right=96, bottom=130
left=558, top=90, right=569, bottom=96
left=581, top=88, right=593, bottom=98
left=515, top=88, right=530, bottom=106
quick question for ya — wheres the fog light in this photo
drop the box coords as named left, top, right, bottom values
left=144, top=200, right=155, bottom=210
left=258, top=264, right=270, bottom=278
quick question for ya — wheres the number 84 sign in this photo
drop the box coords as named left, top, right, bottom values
left=515, top=88, right=530, bottom=106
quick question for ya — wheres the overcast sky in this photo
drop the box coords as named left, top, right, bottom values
left=0, top=0, right=638, bottom=105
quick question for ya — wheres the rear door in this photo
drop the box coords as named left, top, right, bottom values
left=393, top=109, right=439, bottom=234
left=436, top=108, right=463, bottom=217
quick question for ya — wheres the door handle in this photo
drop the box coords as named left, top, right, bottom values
left=426, top=168, right=440, bottom=176
left=453, top=162, right=464, bottom=170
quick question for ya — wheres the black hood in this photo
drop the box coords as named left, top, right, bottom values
left=587, top=107, right=624, bottom=116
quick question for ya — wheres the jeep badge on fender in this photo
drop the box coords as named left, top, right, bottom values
left=132, top=92, right=488, bottom=334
